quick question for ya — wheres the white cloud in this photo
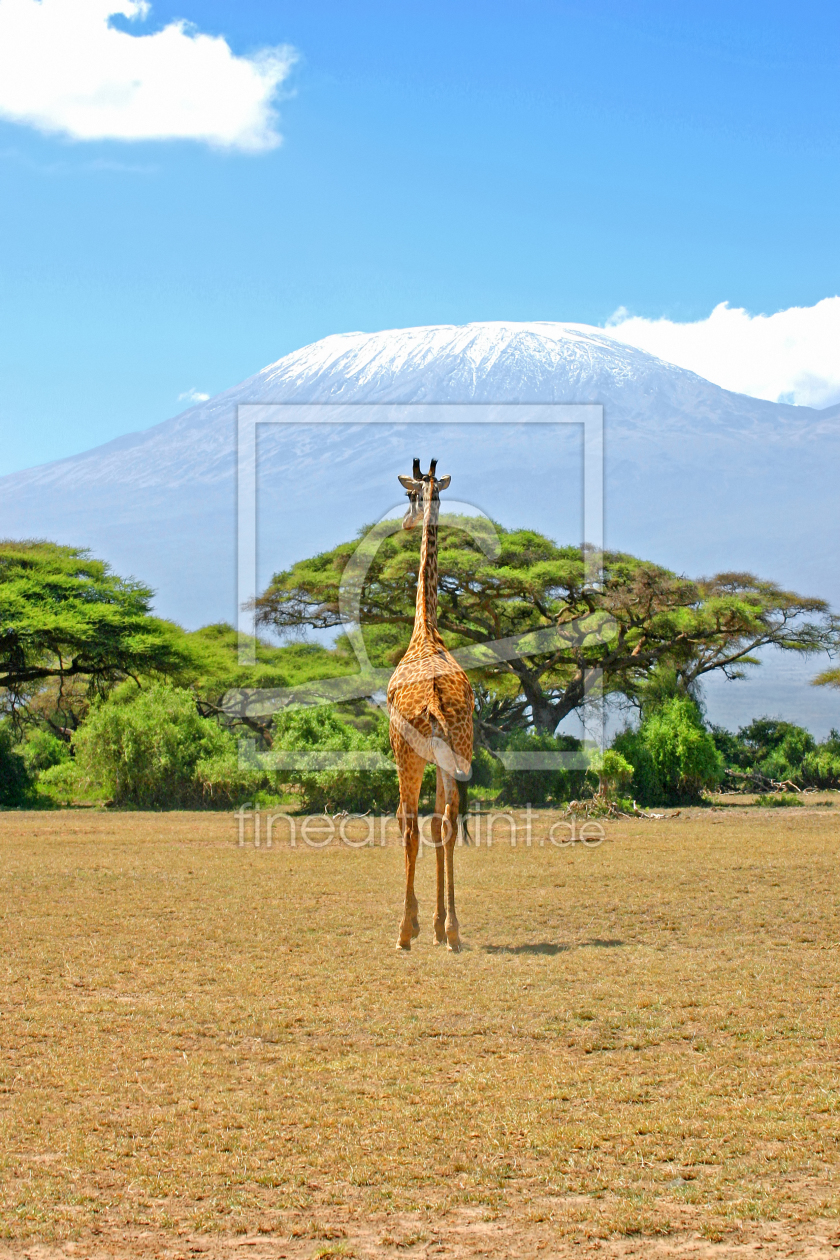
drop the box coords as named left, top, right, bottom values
left=178, top=387, right=209, bottom=404
left=0, top=0, right=297, bottom=150
left=604, top=297, right=840, bottom=409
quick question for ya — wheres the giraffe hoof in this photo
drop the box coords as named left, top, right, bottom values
left=447, top=935, right=462, bottom=954
left=396, top=939, right=411, bottom=951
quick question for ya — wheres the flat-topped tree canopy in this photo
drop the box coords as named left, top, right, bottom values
left=254, top=519, right=835, bottom=735
left=0, top=540, right=192, bottom=706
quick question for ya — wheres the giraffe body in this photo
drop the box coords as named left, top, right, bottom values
left=387, top=459, right=473, bottom=952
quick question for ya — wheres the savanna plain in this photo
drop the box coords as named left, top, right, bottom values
left=1, top=806, right=838, bottom=1260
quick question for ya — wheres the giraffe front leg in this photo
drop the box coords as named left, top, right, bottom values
left=397, top=803, right=421, bottom=951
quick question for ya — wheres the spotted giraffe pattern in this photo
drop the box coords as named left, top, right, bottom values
left=387, top=460, right=473, bottom=953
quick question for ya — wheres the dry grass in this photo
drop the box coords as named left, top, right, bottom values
left=0, top=805, right=838, bottom=1258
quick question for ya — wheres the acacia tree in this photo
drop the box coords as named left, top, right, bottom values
left=813, top=659, right=840, bottom=691
left=0, top=541, right=192, bottom=730
left=253, top=517, right=834, bottom=735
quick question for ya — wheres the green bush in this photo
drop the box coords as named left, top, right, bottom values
left=711, top=718, right=840, bottom=789
left=496, top=730, right=585, bottom=806
left=273, top=704, right=400, bottom=813
left=614, top=696, right=722, bottom=805
left=470, top=746, right=497, bottom=791
left=588, top=748, right=634, bottom=799
left=74, top=682, right=268, bottom=808
left=801, top=730, right=840, bottom=789
left=0, top=722, right=32, bottom=807
left=22, top=729, right=70, bottom=774
left=36, top=759, right=95, bottom=807
left=738, top=718, right=815, bottom=783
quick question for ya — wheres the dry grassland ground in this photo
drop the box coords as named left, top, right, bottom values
left=0, top=806, right=838, bottom=1260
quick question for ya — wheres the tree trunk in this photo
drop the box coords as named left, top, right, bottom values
left=513, top=664, right=586, bottom=735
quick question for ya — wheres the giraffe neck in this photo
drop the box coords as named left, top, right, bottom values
left=412, top=493, right=439, bottom=641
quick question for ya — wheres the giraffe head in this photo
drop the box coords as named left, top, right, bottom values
left=397, top=458, right=452, bottom=530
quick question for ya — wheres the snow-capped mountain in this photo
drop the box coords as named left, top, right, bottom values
left=12, top=321, right=836, bottom=496
left=2, top=321, right=838, bottom=732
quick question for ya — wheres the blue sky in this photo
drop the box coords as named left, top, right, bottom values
left=1, top=0, right=838, bottom=473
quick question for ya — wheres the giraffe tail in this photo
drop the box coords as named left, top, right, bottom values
left=428, top=701, right=471, bottom=782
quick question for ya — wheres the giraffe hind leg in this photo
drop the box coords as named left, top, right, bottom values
left=432, top=767, right=446, bottom=943
left=396, top=803, right=420, bottom=950
left=440, top=769, right=462, bottom=953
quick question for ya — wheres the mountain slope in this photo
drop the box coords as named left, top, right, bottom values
left=10, top=321, right=833, bottom=495
left=1, top=320, right=837, bottom=733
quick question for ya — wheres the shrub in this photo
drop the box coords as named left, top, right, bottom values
left=588, top=749, right=634, bottom=799
left=614, top=696, right=722, bottom=805
left=710, top=724, right=747, bottom=769
left=74, top=682, right=268, bottom=808
left=273, top=705, right=400, bottom=813
left=712, top=718, right=840, bottom=790
left=801, top=730, right=840, bottom=789
left=0, top=722, right=31, bottom=807
left=192, top=749, right=274, bottom=807
left=36, top=759, right=96, bottom=807
left=22, top=729, right=70, bottom=774
left=738, top=718, right=816, bottom=783
left=496, top=730, right=585, bottom=806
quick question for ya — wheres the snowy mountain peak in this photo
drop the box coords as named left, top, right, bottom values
left=1, top=316, right=836, bottom=732
left=3, top=318, right=829, bottom=502
left=246, top=319, right=704, bottom=405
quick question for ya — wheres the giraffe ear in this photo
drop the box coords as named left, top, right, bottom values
left=436, top=474, right=451, bottom=491
left=398, top=475, right=421, bottom=492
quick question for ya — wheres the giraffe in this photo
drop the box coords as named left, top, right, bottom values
left=387, top=458, right=474, bottom=953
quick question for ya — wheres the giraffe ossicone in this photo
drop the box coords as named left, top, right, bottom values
left=387, top=457, right=474, bottom=953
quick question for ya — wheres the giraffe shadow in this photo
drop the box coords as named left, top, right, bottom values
left=482, top=938, right=625, bottom=955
